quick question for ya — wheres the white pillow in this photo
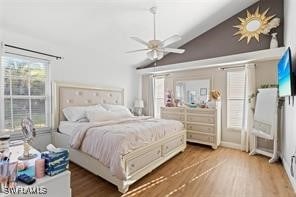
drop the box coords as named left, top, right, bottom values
left=102, top=104, right=133, bottom=117
left=76, top=118, right=89, bottom=123
left=63, top=105, right=106, bottom=122
left=86, top=110, right=130, bottom=122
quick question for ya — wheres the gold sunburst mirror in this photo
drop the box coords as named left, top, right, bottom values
left=234, top=7, right=275, bottom=44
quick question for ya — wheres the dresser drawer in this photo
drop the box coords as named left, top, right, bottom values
left=126, top=147, right=162, bottom=175
left=162, top=135, right=185, bottom=155
left=161, top=107, right=185, bottom=113
left=161, top=113, right=185, bottom=121
left=187, top=123, right=214, bottom=133
left=187, top=115, right=215, bottom=124
left=187, top=132, right=214, bottom=143
left=186, top=108, right=215, bottom=115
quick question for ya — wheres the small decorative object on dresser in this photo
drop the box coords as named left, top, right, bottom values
left=200, top=88, right=207, bottom=96
left=161, top=103, right=221, bottom=149
left=165, top=90, right=175, bottom=107
left=207, top=90, right=221, bottom=109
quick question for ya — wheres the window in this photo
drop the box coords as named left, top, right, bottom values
left=227, top=70, right=246, bottom=129
left=154, top=77, right=165, bottom=118
left=0, top=55, right=50, bottom=133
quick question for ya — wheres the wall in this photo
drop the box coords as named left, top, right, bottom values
left=1, top=30, right=137, bottom=107
left=141, top=0, right=284, bottom=69
left=0, top=29, right=138, bottom=150
left=281, top=0, right=296, bottom=191
left=142, top=60, right=278, bottom=145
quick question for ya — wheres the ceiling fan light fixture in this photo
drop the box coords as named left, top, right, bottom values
left=128, top=7, right=185, bottom=61
left=156, top=51, right=164, bottom=60
left=147, top=50, right=164, bottom=60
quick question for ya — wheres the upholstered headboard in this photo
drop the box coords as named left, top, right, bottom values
left=52, top=81, right=124, bottom=130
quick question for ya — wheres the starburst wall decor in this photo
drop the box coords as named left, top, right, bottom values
left=234, top=7, right=275, bottom=44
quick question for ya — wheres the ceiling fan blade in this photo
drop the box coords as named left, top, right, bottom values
left=126, top=49, right=150, bottom=53
left=163, top=48, right=185, bottom=54
left=130, top=37, right=149, bottom=46
left=161, top=35, right=182, bottom=47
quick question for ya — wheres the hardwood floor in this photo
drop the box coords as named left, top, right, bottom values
left=70, top=144, right=295, bottom=197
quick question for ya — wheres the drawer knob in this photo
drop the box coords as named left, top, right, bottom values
left=131, top=164, right=135, bottom=168
left=157, top=150, right=161, bottom=154
left=166, top=146, right=169, bottom=150
left=189, top=126, right=192, bottom=129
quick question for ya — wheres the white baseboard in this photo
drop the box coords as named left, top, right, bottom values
left=281, top=157, right=296, bottom=192
left=220, top=141, right=241, bottom=150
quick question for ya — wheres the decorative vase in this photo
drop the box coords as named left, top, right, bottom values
left=270, top=33, right=278, bottom=49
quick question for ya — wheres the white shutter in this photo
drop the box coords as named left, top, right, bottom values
left=227, top=70, right=246, bottom=129
left=1, top=55, right=50, bottom=133
left=154, top=77, right=165, bottom=118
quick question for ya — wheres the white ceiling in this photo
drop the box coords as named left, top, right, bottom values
left=0, top=0, right=258, bottom=68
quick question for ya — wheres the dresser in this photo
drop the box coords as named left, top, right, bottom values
left=161, top=103, right=221, bottom=149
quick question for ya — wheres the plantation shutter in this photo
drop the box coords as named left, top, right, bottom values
left=227, top=70, right=246, bottom=129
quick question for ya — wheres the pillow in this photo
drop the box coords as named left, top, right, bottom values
left=86, top=110, right=130, bottom=122
left=102, top=104, right=133, bottom=117
left=76, top=118, right=89, bottom=123
left=63, top=105, right=106, bottom=122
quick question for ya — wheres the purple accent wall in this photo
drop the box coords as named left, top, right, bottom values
left=139, top=0, right=284, bottom=69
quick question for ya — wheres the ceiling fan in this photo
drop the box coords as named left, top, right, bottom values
left=127, top=7, right=185, bottom=60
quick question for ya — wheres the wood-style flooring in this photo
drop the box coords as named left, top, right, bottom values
left=70, top=144, right=295, bottom=197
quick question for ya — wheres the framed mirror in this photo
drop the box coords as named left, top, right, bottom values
left=234, top=7, right=275, bottom=44
left=174, top=78, right=211, bottom=106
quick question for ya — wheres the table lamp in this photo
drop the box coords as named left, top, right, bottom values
left=134, top=99, right=144, bottom=116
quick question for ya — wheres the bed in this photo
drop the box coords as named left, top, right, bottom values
left=51, top=81, right=186, bottom=193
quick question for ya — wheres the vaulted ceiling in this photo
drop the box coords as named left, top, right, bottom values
left=0, top=0, right=258, bottom=68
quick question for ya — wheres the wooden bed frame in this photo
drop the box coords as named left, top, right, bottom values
left=51, top=81, right=186, bottom=193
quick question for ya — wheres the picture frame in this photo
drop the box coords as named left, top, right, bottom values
left=200, top=88, right=207, bottom=96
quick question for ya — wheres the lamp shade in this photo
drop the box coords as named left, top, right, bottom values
left=134, top=99, right=144, bottom=108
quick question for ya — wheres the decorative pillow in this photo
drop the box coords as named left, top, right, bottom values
left=102, top=104, right=133, bottom=117
left=63, top=105, right=106, bottom=122
left=86, top=110, right=130, bottom=122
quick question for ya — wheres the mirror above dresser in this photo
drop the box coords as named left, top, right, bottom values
left=174, top=77, right=212, bottom=106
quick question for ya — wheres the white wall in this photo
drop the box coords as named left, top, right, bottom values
left=282, top=0, right=296, bottom=191
left=0, top=29, right=138, bottom=150
left=1, top=29, right=137, bottom=107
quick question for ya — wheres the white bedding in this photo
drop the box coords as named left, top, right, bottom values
left=68, top=116, right=184, bottom=180
left=59, top=121, right=89, bottom=136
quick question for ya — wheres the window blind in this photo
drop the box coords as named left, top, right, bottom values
left=0, top=55, right=50, bottom=133
left=227, top=70, right=246, bottom=129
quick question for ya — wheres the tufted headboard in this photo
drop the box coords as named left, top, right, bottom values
left=52, top=81, right=124, bottom=130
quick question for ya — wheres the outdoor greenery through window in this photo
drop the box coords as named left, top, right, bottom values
left=1, top=55, right=50, bottom=133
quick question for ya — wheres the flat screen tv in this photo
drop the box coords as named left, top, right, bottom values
left=278, top=47, right=294, bottom=97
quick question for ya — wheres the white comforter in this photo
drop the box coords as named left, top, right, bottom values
left=70, top=116, right=184, bottom=180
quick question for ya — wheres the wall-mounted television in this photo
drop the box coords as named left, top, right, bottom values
left=278, top=47, right=294, bottom=97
